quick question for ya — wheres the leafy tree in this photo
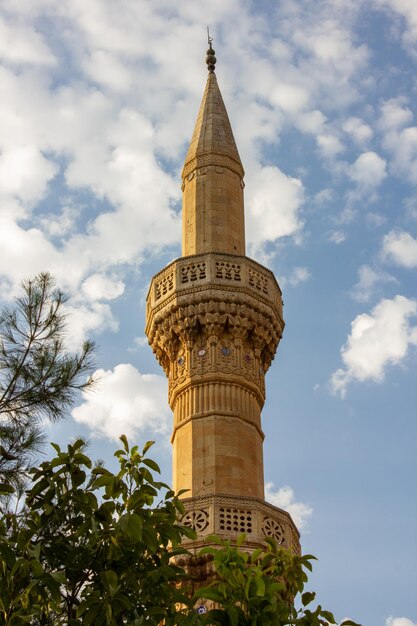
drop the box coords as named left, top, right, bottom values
left=0, top=273, right=94, bottom=488
left=195, top=536, right=361, bottom=626
left=0, top=435, right=361, bottom=626
left=0, top=436, right=195, bottom=625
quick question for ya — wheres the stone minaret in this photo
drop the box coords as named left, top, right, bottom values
left=145, top=43, right=300, bottom=578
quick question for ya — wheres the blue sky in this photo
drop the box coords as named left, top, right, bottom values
left=0, top=1, right=416, bottom=624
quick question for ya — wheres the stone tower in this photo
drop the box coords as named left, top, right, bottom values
left=145, top=44, right=300, bottom=571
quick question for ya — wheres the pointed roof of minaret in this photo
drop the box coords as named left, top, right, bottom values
left=182, top=42, right=244, bottom=180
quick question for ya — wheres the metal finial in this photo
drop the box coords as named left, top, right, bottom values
left=206, top=27, right=216, bottom=73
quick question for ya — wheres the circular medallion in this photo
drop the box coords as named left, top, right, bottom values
left=221, top=346, right=231, bottom=356
left=197, top=348, right=206, bottom=357
left=177, top=356, right=185, bottom=366
left=196, top=606, right=207, bottom=615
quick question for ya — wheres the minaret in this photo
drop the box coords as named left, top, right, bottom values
left=146, top=43, right=300, bottom=574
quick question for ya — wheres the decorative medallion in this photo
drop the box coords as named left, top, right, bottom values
left=196, top=606, right=207, bottom=615
left=177, top=356, right=185, bottom=366
left=244, top=353, right=252, bottom=363
left=221, top=346, right=231, bottom=356
left=181, top=509, right=209, bottom=532
left=197, top=348, right=207, bottom=357
left=262, top=517, right=285, bottom=544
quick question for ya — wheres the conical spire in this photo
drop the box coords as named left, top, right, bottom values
left=182, top=68, right=244, bottom=180
left=181, top=45, right=246, bottom=256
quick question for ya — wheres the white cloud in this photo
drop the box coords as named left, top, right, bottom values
left=82, top=49, right=132, bottom=92
left=281, top=266, right=311, bottom=288
left=331, top=295, right=417, bottom=397
left=270, top=81, right=310, bottom=113
left=246, top=166, right=304, bottom=252
left=386, top=618, right=417, bottom=626
left=342, top=116, right=373, bottom=144
left=379, top=96, right=413, bottom=131
left=265, top=483, right=313, bottom=531
left=348, top=151, right=387, bottom=189
left=0, top=15, right=56, bottom=65
left=128, top=336, right=149, bottom=352
left=63, top=301, right=119, bottom=351
left=316, top=133, right=345, bottom=157
left=72, top=364, right=170, bottom=441
left=366, top=211, right=387, bottom=227
left=379, top=98, right=417, bottom=183
left=328, top=230, right=346, bottom=244
left=351, top=264, right=397, bottom=303
left=0, top=145, right=57, bottom=204
left=382, top=230, right=417, bottom=268
left=81, top=274, right=125, bottom=301
left=377, top=0, right=417, bottom=57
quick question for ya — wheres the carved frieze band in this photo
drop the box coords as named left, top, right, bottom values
left=182, top=153, right=245, bottom=180
left=172, top=381, right=263, bottom=433
left=148, top=253, right=282, bottom=317
left=177, top=494, right=301, bottom=555
left=148, top=295, right=282, bottom=377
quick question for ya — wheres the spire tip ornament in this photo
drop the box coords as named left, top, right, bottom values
left=206, top=27, right=216, bottom=73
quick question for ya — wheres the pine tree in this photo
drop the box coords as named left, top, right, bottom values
left=0, top=273, right=94, bottom=488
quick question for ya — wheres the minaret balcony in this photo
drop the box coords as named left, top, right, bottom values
left=146, top=252, right=283, bottom=330
left=178, top=493, right=300, bottom=555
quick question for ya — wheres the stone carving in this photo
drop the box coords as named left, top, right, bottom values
left=177, top=494, right=300, bottom=555
left=181, top=262, right=207, bottom=284
left=181, top=509, right=209, bottom=532
left=262, top=517, right=285, bottom=544
left=182, top=154, right=244, bottom=180
left=154, top=270, right=174, bottom=301
left=215, top=261, right=241, bottom=281
left=219, top=507, right=253, bottom=533
left=248, top=267, right=268, bottom=294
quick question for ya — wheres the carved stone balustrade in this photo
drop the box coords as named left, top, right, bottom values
left=178, top=493, right=300, bottom=555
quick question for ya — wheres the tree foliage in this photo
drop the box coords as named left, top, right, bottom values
left=195, top=536, right=361, bottom=626
left=0, top=273, right=94, bottom=487
left=0, top=436, right=361, bottom=626
left=0, top=436, right=195, bottom=625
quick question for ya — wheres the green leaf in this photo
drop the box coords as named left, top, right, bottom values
left=101, top=570, right=119, bottom=597
left=142, top=440, right=155, bottom=455
left=255, top=576, right=266, bottom=597
left=119, top=434, right=129, bottom=452
left=302, top=591, right=316, bottom=606
left=320, top=610, right=336, bottom=623
left=0, top=483, right=15, bottom=495
left=142, top=458, right=161, bottom=473
left=197, top=587, right=224, bottom=603
left=119, top=513, right=143, bottom=542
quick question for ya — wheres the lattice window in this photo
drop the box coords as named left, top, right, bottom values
left=155, top=271, right=174, bottom=300
left=219, top=507, right=252, bottom=533
left=291, top=533, right=301, bottom=556
left=215, top=261, right=241, bottom=281
left=181, top=509, right=209, bottom=532
left=248, top=268, right=268, bottom=294
left=181, top=262, right=207, bottom=284
left=262, top=517, right=285, bottom=544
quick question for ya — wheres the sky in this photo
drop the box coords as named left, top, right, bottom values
left=0, top=0, right=416, bottom=624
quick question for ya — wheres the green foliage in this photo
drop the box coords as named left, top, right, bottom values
left=195, top=536, right=361, bottom=626
left=0, top=273, right=95, bottom=488
left=0, top=437, right=195, bottom=625
left=0, top=435, right=361, bottom=626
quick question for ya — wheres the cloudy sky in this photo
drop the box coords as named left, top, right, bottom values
left=1, top=0, right=416, bottom=623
